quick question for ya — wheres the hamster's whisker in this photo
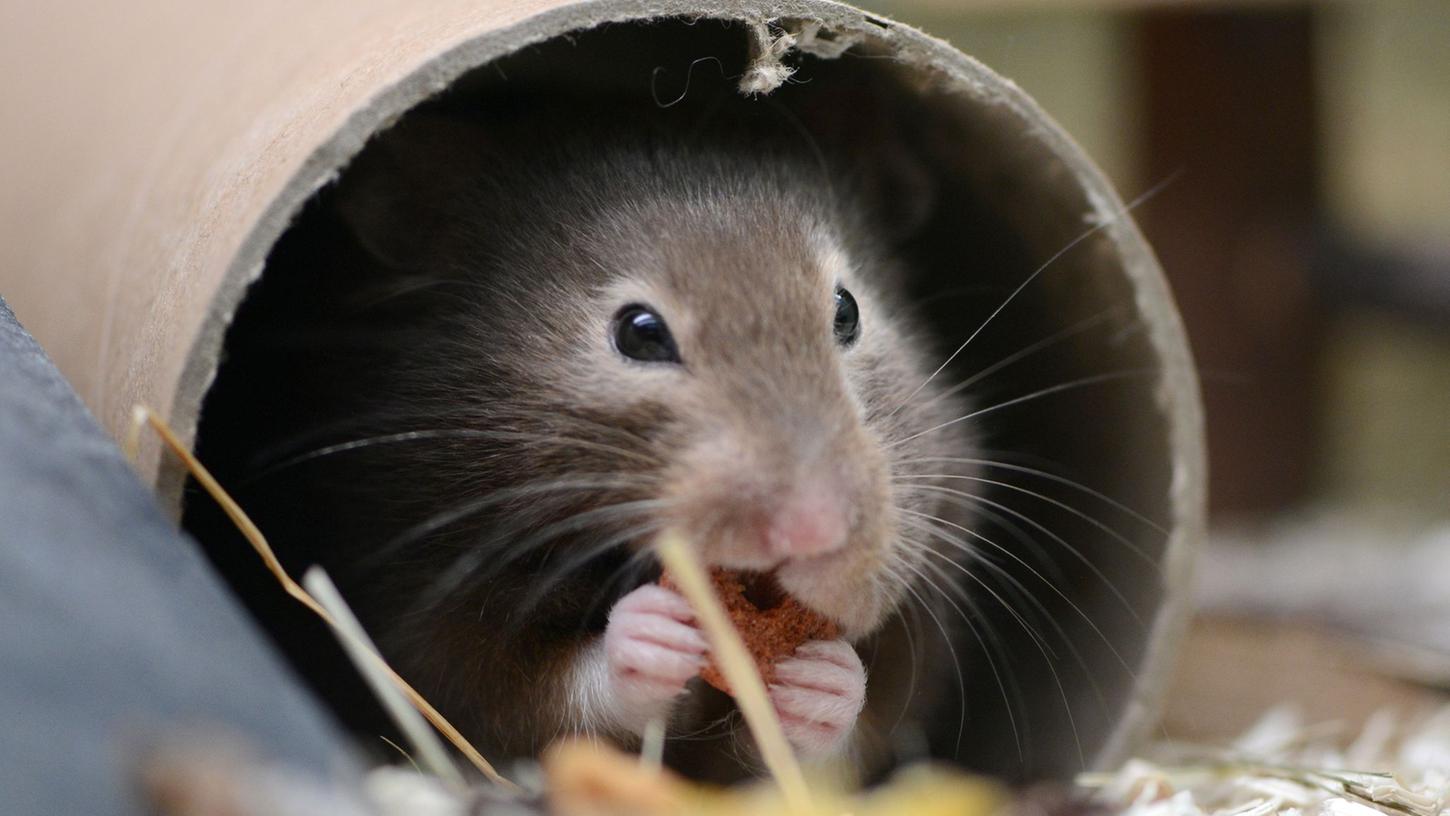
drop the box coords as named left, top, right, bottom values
left=932, top=552, right=1086, bottom=770
left=345, top=270, right=472, bottom=306
left=913, top=550, right=1056, bottom=686
left=902, top=485, right=1145, bottom=638
left=358, top=477, right=655, bottom=573
left=507, top=519, right=667, bottom=625
left=887, top=170, right=1180, bottom=419
left=898, top=482, right=1145, bottom=628
left=424, top=498, right=669, bottom=613
left=244, top=400, right=660, bottom=465
left=898, top=510, right=1065, bottom=629
left=575, top=545, right=663, bottom=633
left=493, top=425, right=662, bottom=465
left=341, top=272, right=497, bottom=310
left=883, top=562, right=972, bottom=759
left=248, top=426, right=659, bottom=480
left=894, top=472, right=1059, bottom=573
left=917, top=306, right=1129, bottom=411
left=888, top=558, right=1015, bottom=763
left=898, top=520, right=1056, bottom=661
left=902, top=517, right=1122, bottom=727
left=727, top=713, right=759, bottom=772
left=900, top=508, right=1140, bottom=683
left=896, top=474, right=1158, bottom=569
left=539, top=410, right=661, bottom=450
left=955, top=499, right=1063, bottom=581
left=671, top=708, right=741, bottom=743
left=945, top=446, right=1170, bottom=576
left=907, top=549, right=1085, bottom=770
left=372, top=489, right=654, bottom=614
left=922, top=543, right=1117, bottom=730
left=897, top=455, right=1169, bottom=535
left=886, top=368, right=1161, bottom=451
left=880, top=599, right=922, bottom=738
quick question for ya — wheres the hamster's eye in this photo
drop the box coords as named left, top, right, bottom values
left=833, top=286, right=861, bottom=347
left=612, top=304, right=681, bottom=364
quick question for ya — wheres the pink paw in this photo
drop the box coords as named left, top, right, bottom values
left=768, top=640, right=866, bottom=759
left=604, top=585, right=707, bottom=719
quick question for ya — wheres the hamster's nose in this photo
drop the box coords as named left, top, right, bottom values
left=766, top=486, right=849, bottom=559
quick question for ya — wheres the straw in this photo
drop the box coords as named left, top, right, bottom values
left=655, top=530, right=813, bottom=812
left=304, top=566, right=465, bottom=787
left=127, top=405, right=520, bottom=792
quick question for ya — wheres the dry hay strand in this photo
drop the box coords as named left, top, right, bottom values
left=128, top=405, right=1010, bottom=815
left=1081, top=707, right=1450, bottom=816
left=127, top=405, right=517, bottom=792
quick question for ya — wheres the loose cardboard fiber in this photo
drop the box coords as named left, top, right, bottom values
left=0, top=0, right=1203, bottom=782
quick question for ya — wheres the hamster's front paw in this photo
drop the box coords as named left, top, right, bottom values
left=768, top=639, right=866, bottom=759
left=604, top=585, right=708, bottom=722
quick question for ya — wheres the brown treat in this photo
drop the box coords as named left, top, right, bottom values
left=659, top=567, right=839, bottom=695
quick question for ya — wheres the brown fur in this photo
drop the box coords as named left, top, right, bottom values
left=186, top=99, right=975, bottom=780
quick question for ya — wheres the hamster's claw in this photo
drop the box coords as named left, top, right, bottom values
left=768, top=638, right=866, bottom=759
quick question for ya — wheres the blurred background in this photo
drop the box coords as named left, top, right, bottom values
left=869, top=0, right=1450, bottom=741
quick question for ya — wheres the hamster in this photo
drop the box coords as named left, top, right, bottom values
left=187, top=98, right=975, bottom=782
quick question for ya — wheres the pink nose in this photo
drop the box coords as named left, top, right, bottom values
left=766, top=486, right=849, bottom=559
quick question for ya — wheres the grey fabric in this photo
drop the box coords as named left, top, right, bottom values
left=0, top=297, right=355, bottom=815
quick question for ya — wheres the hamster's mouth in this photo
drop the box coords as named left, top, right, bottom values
left=720, top=567, right=852, bottom=637
left=679, top=542, right=883, bottom=638
left=736, top=569, right=788, bottom=611
left=775, top=555, right=885, bottom=640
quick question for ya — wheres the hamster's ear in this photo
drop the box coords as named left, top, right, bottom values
left=853, top=132, right=937, bottom=248
left=330, top=114, right=495, bottom=268
left=788, top=73, right=940, bottom=247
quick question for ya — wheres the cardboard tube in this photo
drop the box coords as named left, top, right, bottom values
left=0, top=0, right=1203, bottom=780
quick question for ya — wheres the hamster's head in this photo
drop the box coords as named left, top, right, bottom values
left=503, top=155, right=963, bottom=641
left=336, top=127, right=964, bottom=643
